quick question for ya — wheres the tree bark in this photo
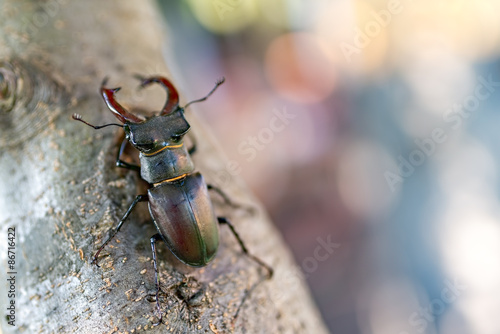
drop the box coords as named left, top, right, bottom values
left=0, top=1, right=329, bottom=333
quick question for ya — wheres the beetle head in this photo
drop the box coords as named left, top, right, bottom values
left=124, top=108, right=190, bottom=155
left=100, top=76, right=192, bottom=154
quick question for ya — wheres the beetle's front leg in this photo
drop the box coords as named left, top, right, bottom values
left=116, top=137, right=140, bottom=171
left=92, top=194, right=148, bottom=266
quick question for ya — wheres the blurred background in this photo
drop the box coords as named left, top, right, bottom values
left=156, top=1, right=500, bottom=333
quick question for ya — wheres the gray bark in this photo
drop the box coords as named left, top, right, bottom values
left=0, top=1, right=329, bottom=333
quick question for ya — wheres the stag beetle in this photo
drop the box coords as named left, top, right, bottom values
left=73, top=76, right=272, bottom=325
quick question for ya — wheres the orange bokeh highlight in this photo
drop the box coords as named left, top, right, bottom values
left=264, top=32, right=337, bottom=104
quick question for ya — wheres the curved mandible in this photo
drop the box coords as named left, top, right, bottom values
left=135, top=75, right=180, bottom=115
left=101, top=78, right=143, bottom=123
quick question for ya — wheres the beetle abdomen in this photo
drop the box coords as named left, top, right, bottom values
left=147, top=172, right=219, bottom=267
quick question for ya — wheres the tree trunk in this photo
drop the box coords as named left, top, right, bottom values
left=0, top=1, right=329, bottom=333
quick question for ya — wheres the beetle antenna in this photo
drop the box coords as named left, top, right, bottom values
left=184, top=77, right=225, bottom=109
left=72, top=114, right=122, bottom=129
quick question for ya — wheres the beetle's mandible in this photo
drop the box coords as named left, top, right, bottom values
left=73, top=75, right=273, bottom=325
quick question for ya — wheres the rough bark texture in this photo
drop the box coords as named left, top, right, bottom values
left=0, top=1, right=329, bottom=333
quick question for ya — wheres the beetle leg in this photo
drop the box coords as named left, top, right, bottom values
left=150, top=233, right=163, bottom=326
left=207, top=185, right=235, bottom=207
left=217, top=217, right=273, bottom=279
left=91, top=194, right=148, bottom=266
left=116, top=137, right=140, bottom=171
left=207, top=185, right=255, bottom=214
left=218, top=217, right=273, bottom=324
left=186, top=133, right=197, bottom=155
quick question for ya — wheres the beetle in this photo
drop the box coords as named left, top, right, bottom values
left=72, top=75, right=273, bottom=325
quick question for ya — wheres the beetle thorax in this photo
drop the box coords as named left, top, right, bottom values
left=139, top=143, right=195, bottom=184
left=123, top=110, right=195, bottom=184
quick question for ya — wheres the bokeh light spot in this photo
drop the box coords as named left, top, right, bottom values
left=264, top=32, right=337, bottom=104
left=187, top=0, right=258, bottom=34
